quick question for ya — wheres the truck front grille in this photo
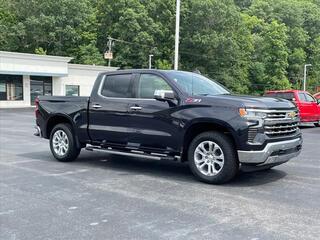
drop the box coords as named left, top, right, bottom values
left=264, top=122, right=299, bottom=137
left=264, top=110, right=299, bottom=137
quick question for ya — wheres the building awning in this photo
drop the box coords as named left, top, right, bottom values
left=0, top=51, right=73, bottom=77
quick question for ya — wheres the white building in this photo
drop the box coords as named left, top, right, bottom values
left=0, top=51, right=118, bottom=108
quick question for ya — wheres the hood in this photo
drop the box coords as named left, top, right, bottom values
left=198, top=94, right=296, bottom=110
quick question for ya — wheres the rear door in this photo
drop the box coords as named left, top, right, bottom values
left=127, top=73, right=182, bottom=154
left=88, top=73, right=135, bottom=147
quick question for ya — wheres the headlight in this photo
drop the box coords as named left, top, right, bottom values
left=239, top=108, right=267, bottom=119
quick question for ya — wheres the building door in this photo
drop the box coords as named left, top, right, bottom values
left=30, top=76, right=52, bottom=105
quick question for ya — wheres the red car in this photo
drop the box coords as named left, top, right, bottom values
left=265, top=90, right=320, bottom=127
left=314, top=92, right=320, bottom=100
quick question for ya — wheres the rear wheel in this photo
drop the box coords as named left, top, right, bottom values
left=50, top=123, right=81, bottom=162
left=314, top=121, right=320, bottom=127
left=188, top=131, right=238, bottom=184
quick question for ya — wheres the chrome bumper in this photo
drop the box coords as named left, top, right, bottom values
left=238, top=137, right=302, bottom=166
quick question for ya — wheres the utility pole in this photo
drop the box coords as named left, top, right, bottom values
left=148, top=54, right=154, bottom=69
left=105, top=37, right=114, bottom=67
left=303, top=64, right=312, bottom=91
left=174, top=0, right=180, bottom=70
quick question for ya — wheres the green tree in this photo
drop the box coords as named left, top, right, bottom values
left=2, top=0, right=320, bottom=93
left=247, top=0, right=320, bottom=91
left=0, top=0, right=101, bottom=63
left=180, top=0, right=252, bottom=93
left=75, top=41, right=105, bottom=65
left=309, top=36, right=320, bottom=91
left=97, top=0, right=161, bottom=68
left=262, top=20, right=290, bottom=90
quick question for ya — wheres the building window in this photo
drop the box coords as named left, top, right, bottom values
left=30, top=76, right=52, bottom=105
left=0, top=74, right=23, bottom=101
left=66, top=85, right=80, bottom=96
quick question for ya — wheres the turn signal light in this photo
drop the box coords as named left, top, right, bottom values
left=239, top=108, right=247, bottom=117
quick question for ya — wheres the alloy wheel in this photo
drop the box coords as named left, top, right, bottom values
left=194, top=140, right=225, bottom=176
left=52, top=130, right=69, bottom=157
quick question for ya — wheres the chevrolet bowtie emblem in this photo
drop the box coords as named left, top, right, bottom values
left=287, top=112, right=296, bottom=119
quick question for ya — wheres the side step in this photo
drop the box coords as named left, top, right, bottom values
left=85, top=145, right=180, bottom=161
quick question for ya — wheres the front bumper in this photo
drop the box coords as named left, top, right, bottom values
left=237, top=137, right=302, bottom=166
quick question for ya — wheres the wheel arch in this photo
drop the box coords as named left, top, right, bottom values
left=181, top=120, right=239, bottom=162
left=45, top=114, right=82, bottom=148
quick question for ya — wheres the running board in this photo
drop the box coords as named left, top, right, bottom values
left=85, top=145, right=180, bottom=161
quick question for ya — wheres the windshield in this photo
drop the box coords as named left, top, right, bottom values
left=165, top=71, right=230, bottom=96
left=265, top=92, right=294, bottom=101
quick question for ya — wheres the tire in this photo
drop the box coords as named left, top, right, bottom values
left=314, top=122, right=320, bottom=127
left=49, top=123, right=81, bottom=162
left=188, top=131, right=238, bottom=184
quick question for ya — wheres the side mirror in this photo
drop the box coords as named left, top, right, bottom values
left=154, top=90, right=175, bottom=101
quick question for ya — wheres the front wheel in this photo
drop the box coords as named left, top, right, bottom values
left=50, top=123, right=81, bottom=162
left=314, top=121, right=320, bottom=127
left=188, top=131, right=239, bottom=184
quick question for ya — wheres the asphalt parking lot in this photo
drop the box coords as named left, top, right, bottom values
left=0, top=108, right=319, bottom=240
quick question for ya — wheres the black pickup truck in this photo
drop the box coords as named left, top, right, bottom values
left=35, top=70, right=302, bottom=183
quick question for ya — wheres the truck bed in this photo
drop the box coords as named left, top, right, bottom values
left=37, top=96, right=90, bottom=142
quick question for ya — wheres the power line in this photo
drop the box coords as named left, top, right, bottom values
left=106, top=37, right=157, bottom=49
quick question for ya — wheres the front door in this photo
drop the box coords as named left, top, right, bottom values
left=298, top=92, right=318, bottom=122
left=88, top=73, right=135, bottom=147
left=127, top=73, right=182, bottom=154
left=304, top=93, right=320, bottom=121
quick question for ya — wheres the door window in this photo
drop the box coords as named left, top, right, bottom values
left=305, top=93, right=316, bottom=103
left=137, top=74, right=172, bottom=99
left=101, top=74, right=133, bottom=98
left=298, top=93, right=307, bottom=102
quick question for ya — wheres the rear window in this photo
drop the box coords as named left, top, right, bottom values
left=265, top=92, right=294, bottom=100
left=101, top=74, right=133, bottom=98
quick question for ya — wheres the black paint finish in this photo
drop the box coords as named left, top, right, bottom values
left=36, top=69, right=301, bottom=159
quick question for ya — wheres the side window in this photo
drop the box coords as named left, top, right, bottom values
left=137, top=74, right=172, bottom=99
left=101, top=74, right=133, bottom=98
left=298, top=93, right=307, bottom=102
left=305, top=93, right=316, bottom=102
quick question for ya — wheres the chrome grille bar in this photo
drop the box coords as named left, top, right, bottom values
left=262, top=109, right=299, bottom=137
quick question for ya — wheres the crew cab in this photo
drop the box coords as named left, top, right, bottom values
left=265, top=90, right=320, bottom=127
left=35, top=70, right=302, bottom=184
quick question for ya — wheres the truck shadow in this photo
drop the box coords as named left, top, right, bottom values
left=18, top=150, right=287, bottom=187
left=228, top=169, right=287, bottom=187
left=75, top=151, right=287, bottom=187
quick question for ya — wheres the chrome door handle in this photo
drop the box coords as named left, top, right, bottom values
left=130, top=106, right=142, bottom=111
left=92, top=104, right=102, bottom=109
